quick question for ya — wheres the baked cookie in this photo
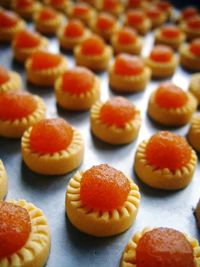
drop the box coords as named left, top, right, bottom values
left=57, top=19, right=91, bottom=50
left=26, top=50, right=67, bottom=86
left=91, top=96, right=141, bottom=144
left=11, top=0, right=41, bottom=20
left=0, top=8, right=26, bottom=42
left=134, top=131, right=197, bottom=190
left=109, top=54, right=151, bottom=92
left=178, top=6, right=199, bottom=23
left=44, top=0, right=70, bottom=12
left=74, top=34, right=112, bottom=71
left=146, top=44, right=178, bottom=78
left=189, top=73, right=200, bottom=104
left=96, top=0, right=123, bottom=17
left=180, top=38, right=200, bottom=72
left=155, top=25, right=186, bottom=50
left=180, top=16, right=200, bottom=40
left=0, top=66, right=21, bottom=92
left=148, top=82, right=197, bottom=126
left=55, top=66, right=100, bottom=110
left=188, top=113, right=200, bottom=152
left=0, top=90, right=46, bottom=138
left=34, top=6, right=64, bottom=35
left=111, top=27, right=143, bottom=55
left=0, top=160, right=8, bottom=200
left=146, top=6, right=167, bottom=28
left=121, top=227, right=200, bottom=267
left=124, top=10, right=151, bottom=35
left=155, top=1, right=173, bottom=19
left=66, top=164, right=140, bottom=236
left=0, top=199, right=50, bottom=267
left=22, top=118, right=84, bottom=175
left=12, top=29, right=48, bottom=63
left=125, top=0, right=148, bottom=10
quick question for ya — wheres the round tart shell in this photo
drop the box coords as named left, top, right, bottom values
left=67, top=6, right=96, bottom=26
left=180, top=44, right=200, bottom=72
left=0, top=71, right=22, bottom=93
left=134, top=140, right=197, bottom=190
left=0, top=199, right=51, bottom=267
left=90, top=101, right=141, bottom=145
left=44, top=0, right=69, bottom=12
left=188, top=114, right=200, bottom=152
left=189, top=73, right=200, bottom=104
left=66, top=171, right=140, bottom=237
left=0, top=18, right=26, bottom=42
left=147, top=12, right=167, bottom=28
left=180, top=21, right=200, bottom=40
left=12, top=1, right=41, bottom=20
left=0, top=160, right=8, bottom=200
left=21, top=127, right=84, bottom=175
left=124, top=18, right=151, bottom=35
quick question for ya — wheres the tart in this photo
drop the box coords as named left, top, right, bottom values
left=109, top=54, right=151, bottom=92
left=134, top=131, right=197, bottom=190
left=181, top=16, right=200, bottom=40
left=44, top=0, right=69, bottom=12
left=0, top=160, right=8, bottom=200
left=148, top=82, right=197, bottom=126
left=55, top=66, right=100, bottom=110
left=57, top=19, right=91, bottom=51
left=146, top=44, right=178, bottom=78
left=0, top=66, right=21, bottom=92
left=188, top=113, right=200, bottom=152
left=26, top=50, right=67, bottom=86
left=90, top=96, right=141, bottom=144
left=0, top=199, right=50, bottom=267
left=89, top=12, right=119, bottom=42
left=67, top=3, right=95, bottom=26
left=180, top=38, right=200, bottom=72
left=0, top=90, right=46, bottom=138
left=125, top=0, right=148, bottom=10
left=12, top=29, right=48, bottom=63
left=121, top=227, right=200, bottom=267
left=12, top=0, right=41, bottom=20
left=97, top=0, right=123, bottom=16
left=74, top=34, right=112, bottom=71
left=124, top=10, right=151, bottom=35
left=189, top=73, right=200, bottom=104
left=22, top=118, right=84, bottom=175
left=34, top=6, right=64, bottom=35
left=0, top=8, right=26, bottom=42
left=146, top=6, right=167, bottom=28
left=178, top=6, right=199, bottom=23
left=66, top=164, right=140, bottom=237
left=155, top=25, right=186, bottom=50
left=155, top=1, right=173, bottom=19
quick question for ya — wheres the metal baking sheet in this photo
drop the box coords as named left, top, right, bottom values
left=1, top=5, right=200, bottom=267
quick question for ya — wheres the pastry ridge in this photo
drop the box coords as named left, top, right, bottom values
left=180, top=44, right=200, bottom=71
left=0, top=19, right=26, bottom=42
left=0, top=71, right=21, bottom=92
left=155, top=29, right=186, bottom=50
left=188, top=114, right=200, bottom=152
left=111, top=35, right=143, bottom=55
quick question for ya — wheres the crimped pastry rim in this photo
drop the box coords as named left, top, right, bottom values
left=0, top=71, right=21, bottom=92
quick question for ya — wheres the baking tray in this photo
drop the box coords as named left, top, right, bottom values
left=0, top=4, right=200, bottom=267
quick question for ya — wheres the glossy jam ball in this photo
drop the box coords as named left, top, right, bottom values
left=39, top=7, right=57, bottom=20
left=62, top=67, right=94, bottom=94
left=117, top=28, right=136, bottom=44
left=0, top=202, right=31, bottom=259
left=136, top=228, right=195, bottom=267
left=156, top=1, right=171, bottom=12
left=96, top=13, right=115, bottom=31
left=30, top=51, right=62, bottom=70
left=14, top=30, right=40, bottom=49
left=146, top=7, right=162, bottom=19
left=161, top=25, right=180, bottom=38
left=73, top=3, right=89, bottom=16
left=155, top=82, right=187, bottom=109
left=187, top=16, right=200, bottom=30
left=114, top=54, right=144, bottom=76
left=0, top=91, right=37, bottom=120
left=49, top=0, right=64, bottom=7
left=81, top=35, right=105, bottom=55
left=100, top=97, right=135, bottom=127
left=80, top=164, right=130, bottom=211
left=0, top=10, right=18, bottom=28
left=15, top=0, right=33, bottom=8
left=29, top=118, right=73, bottom=154
left=0, top=66, right=9, bottom=85
left=190, top=39, right=200, bottom=57
left=103, top=0, right=118, bottom=10
left=127, top=10, right=145, bottom=25
left=181, top=7, right=198, bottom=20
left=150, top=45, right=173, bottom=62
left=127, top=0, right=142, bottom=8
left=64, top=20, right=85, bottom=38
left=145, top=131, right=191, bottom=171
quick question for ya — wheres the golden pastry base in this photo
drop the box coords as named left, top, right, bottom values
left=125, top=18, right=151, bottom=35
left=180, top=44, right=200, bottom=72
left=188, top=114, right=200, bottom=152
left=0, top=19, right=26, bottom=42
left=111, top=35, right=143, bottom=55
left=189, top=73, right=200, bottom=104
left=180, top=22, right=200, bottom=40
left=148, top=13, right=167, bottom=28
left=155, top=29, right=186, bottom=50
left=0, top=71, right=22, bottom=92
left=67, top=6, right=96, bottom=26
left=44, top=0, right=69, bottom=12
left=66, top=171, right=140, bottom=237
left=12, top=2, right=41, bottom=20
left=0, top=160, right=8, bottom=200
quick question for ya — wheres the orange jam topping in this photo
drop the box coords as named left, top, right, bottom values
left=181, top=7, right=198, bottom=20
left=145, top=131, right=191, bottom=171
left=103, top=0, right=118, bottom=10
left=156, top=1, right=171, bottom=12
left=49, top=0, right=65, bottom=7
left=38, top=7, right=57, bottom=20
left=15, top=0, right=33, bottom=8
left=146, top=7, right=162, bottom=19
left=127, top=10, right=145, bottom=25
left=96, top=13, right=115, bottom=31
left=114, top=54, right=144, bottom=76
left=150, top=45, right=173, bottom=62
left=136, top=228, right=195, bottom=267
left=80, top=164, right=130, bottom=211
left=117, top=28, right=137, bottom=44
left=127, top=0, right=142, bottom=8
left=0, top=91, right=37, bottom=120
left=14, top=30, right=41, bottom=49
left=30, top=118, right=73, bottom=154
left=81, top=35, right=105, bottom=55
left=161, top=25, right=180, bottom=38
left=190, top=39, right=200, bottom=57
left=155, top=82, right=187, bottom=109
left=62, top=67, right=94, bottom=94
left=187, top=16, right=200, bottom=30
left=73, top=3, right=89, bottom=16
left=0, top=10, right=18, bottom=28
left=0, top=66, right=9, bottom=85
left=100, top=97, right=135, bottom=127
left=30, top=51, right=62, bottom=70
left=0, top=202, right=31, bottom=259
left=64, top=19, right=85, bottom=37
